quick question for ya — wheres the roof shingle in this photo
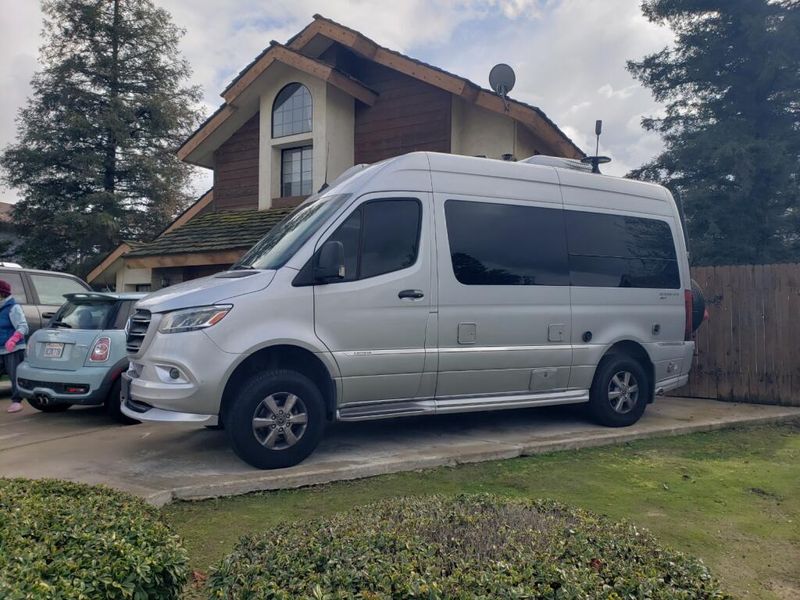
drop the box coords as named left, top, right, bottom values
left=125, top=208, right=294, bottom=258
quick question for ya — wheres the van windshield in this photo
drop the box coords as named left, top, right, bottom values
left=235, top=193, right=351, bottom=270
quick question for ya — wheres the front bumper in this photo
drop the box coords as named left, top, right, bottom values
left=16, top=362, right=111, bottom=405
left=120, top=374, right=218, bottom=424
left=123, top=328, right=233, bottom=420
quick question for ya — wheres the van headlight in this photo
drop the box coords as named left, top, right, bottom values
left=158, top=305, right=232, bottom=334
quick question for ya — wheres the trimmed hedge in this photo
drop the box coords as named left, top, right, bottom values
left=208, top=494, right=730, bottom=599
left=0, top=478, right=188, bottom=599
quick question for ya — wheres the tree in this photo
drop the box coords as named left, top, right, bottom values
left=627, top=0, right=800, bottom=266
left=1, top=0, right=201, bottom=274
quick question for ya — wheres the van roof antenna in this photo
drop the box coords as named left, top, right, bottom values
left=318, top=142, right=331, bottom=193
left=489, top=63, right=515, bottom=112
left=580, top=119, right=611, bottom=174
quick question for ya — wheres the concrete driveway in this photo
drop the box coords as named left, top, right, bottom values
left=1, top=387, right=798, bottom=506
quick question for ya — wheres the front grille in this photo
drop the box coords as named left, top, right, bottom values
left=126, top=309, right=151, bottom=353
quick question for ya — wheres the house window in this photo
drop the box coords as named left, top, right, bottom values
left=272, top=83, right=312, bottom=138
left=281, top=146, right=313, bottom=197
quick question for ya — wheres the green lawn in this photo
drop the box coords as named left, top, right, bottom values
left=165, top=422, right=800, bottom=599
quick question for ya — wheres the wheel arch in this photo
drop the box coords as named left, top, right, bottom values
left=600, top=340, right=656, bottom=403
left=219, top=343, right=338, bottom=423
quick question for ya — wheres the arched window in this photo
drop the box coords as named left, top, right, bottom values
left=272, top=83, right=312, bottom=138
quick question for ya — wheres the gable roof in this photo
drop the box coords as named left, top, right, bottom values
left=178, top=42, right=377, bottom=164
left=125, top=207, right=294, bottom=259
left=179, top=15, right=583, bottom=166
left=287, top=15, right=582, bottom=158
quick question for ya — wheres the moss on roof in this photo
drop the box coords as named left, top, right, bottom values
left=125, top=208, right=294, bottom=258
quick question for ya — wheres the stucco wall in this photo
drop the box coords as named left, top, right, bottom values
left=257, top=64, right=354, bottom=208
left=115, top=266, right=152, bottom=292
left=451, top=97, right=542, bottom=161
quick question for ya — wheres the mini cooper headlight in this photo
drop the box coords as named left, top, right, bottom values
left=158, top=305, right=232, bottom=334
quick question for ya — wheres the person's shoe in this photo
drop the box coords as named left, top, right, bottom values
left=7, top=402, right=23, bottom=413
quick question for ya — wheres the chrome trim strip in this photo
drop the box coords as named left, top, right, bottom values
left=338, top=345, right=580, bottom=358
left=435, top=389, right=589, bottom=414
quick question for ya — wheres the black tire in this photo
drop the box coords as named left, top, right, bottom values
left=27, top=397, right=71, bottom=412
left=588, top=354, right=650, bottom=427
left=225, top=369, right=325, bottom=469
left=105, top=379, right=140, bottom=425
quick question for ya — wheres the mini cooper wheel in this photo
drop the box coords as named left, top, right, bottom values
left=589, top=354, right=649, bottom=427
left=225, top=370, right=325, bottom=469
left=106, top=379, right=139, bottom=425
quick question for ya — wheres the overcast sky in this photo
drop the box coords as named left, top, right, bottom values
left=0, top=0, right=673, bottom=203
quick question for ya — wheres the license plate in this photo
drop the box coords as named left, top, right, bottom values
left=43, top=342, right=64, bottom=358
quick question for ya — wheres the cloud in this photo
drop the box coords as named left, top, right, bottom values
left=0, top=0, right=673, bottom=203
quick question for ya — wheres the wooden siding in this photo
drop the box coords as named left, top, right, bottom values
left=680, top=263, right=800, bottom=406
left=353, top=62, right=451, bottom=164
left=213, top=113, right=260, bottom=210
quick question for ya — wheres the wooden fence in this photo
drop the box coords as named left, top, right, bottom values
left=680, top=263, right=800, bottom=406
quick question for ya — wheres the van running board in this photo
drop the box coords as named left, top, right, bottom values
left=337, top=390, right=589, bottom=422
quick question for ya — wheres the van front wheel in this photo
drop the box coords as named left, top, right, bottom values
left=225, top=370, right=325, bottom=469
left=589, top=355, right=649, bottom=427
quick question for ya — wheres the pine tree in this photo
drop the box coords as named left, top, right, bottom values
left=627, top=0, right=800, bottom=266
left=1, top=0, right=201, bottom=274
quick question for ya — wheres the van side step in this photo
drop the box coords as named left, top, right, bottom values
left=336, top=390, right=589, bottom=422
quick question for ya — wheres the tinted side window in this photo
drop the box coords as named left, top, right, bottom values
left=444, top=200, right=569, bottom=286
left=361, top=200, right=421, bottom=278
left=30, top=274, right=89, bottom=305
left=565, top=211, right=679, bottom=289
left=323, top=199, right=421, bottom=282
left=0, top=271, right=27, bottom=303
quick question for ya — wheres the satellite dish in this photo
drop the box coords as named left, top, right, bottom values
left=489, top=63, right=516, bottom=97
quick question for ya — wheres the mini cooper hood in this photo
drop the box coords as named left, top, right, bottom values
left=136, top=270, right=276, bottom=313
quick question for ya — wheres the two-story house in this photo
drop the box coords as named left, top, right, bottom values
left=88, top=15, right=583, bottom=291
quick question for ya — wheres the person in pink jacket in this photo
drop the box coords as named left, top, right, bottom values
left=0, top=279, right=29, bottom=413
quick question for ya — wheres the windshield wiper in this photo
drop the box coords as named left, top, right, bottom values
left=230, top=263, right=252, bottom=271
left=50, top=320, right=72, bottom=329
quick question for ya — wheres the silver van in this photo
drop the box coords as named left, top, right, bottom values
left=122, top=152, right=698, bottom=469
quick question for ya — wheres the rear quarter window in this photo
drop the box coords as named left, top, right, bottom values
left=565, top=211, right=680, bottom=289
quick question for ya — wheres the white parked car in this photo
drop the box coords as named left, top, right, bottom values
left=122, top=152, right=700, bottom=469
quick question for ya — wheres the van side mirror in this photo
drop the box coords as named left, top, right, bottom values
left=315, top=240, right=345, bottom=282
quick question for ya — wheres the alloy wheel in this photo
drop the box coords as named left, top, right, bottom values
left=252, top=392, right=309, bottom=450
left=608, top=371, right=639, bottom=414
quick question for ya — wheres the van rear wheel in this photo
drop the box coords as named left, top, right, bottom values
left=589, top=355, right=649, bottom=427
left=225, top=370, right=325, bottom=469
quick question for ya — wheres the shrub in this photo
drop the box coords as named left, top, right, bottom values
left=208, top=494, right=730, bottom=599
left=0, top=478, right=188, bottom=599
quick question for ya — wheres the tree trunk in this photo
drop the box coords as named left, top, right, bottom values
left=104, top=0, right=120, bottom=195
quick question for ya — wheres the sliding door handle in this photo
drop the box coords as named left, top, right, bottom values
left=398, top=289, right=424, bottom=300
